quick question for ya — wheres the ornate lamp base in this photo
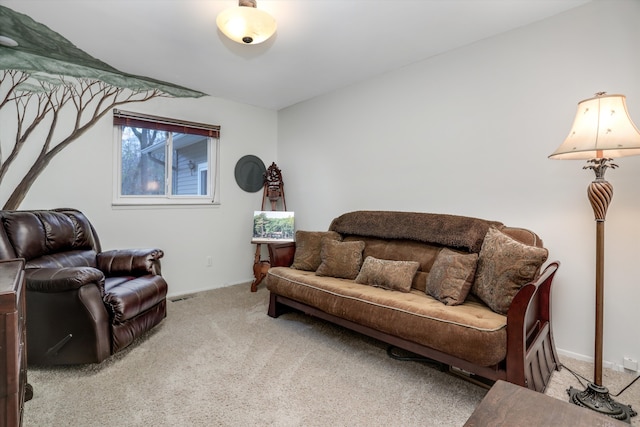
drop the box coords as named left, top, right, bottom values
left=568, top=383, right=637, bottom=423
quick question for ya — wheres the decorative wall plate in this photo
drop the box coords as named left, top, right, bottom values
left=234, top=155, right=266, bottom=192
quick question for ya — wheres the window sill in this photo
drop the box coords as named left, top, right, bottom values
left=112, top=199, right=220, bottom=208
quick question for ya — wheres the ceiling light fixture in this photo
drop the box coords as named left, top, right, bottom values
left=0, top=35, right=19, bottom=47
left=216, top=0, right=276, bottom=45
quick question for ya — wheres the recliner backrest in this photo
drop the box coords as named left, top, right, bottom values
left=0, top=209, right=100, bottom=261
left=53, top=208, right=102, bottom=252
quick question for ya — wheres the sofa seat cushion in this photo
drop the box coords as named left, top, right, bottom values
left=267, top=267, right=508, bottom=367
left=103, top=275, right=168, bottom=324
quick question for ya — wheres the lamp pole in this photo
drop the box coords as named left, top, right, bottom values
left=585, top=159, right=614, bottom=386
left=566, top=158, right=636, bottom=422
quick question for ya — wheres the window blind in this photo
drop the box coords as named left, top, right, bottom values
left=113, top=109, right=220, bottom=138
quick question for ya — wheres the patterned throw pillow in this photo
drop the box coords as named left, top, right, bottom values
left=291, top=230, right=342, bottom=271
left=426, top=248, right=478, bottom=305
left=316, top=239, right=365, bottom=279
left=355, top=256, right=420, bottom=292
left=472, top=227, right=548, bottom=314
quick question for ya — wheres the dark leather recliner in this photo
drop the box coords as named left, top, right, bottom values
left=0, top=208, right=168, bottom=365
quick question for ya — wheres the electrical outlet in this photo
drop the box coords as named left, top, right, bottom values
left=206, top=256, right=213, bottom=267
left=623, top=357, right=638, bottom=372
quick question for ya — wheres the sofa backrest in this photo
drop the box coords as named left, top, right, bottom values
left=0, top=209, right=101, bottom=262
left=342, top=235, right=439, bottom=291
left=329, top=210, right=504, bottom=253
left=333, top=211, right=544, bottom=292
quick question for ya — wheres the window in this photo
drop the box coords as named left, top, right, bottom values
left=113, top=110, right=220, bottom=205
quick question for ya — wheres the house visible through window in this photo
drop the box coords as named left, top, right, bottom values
left=113, top=110, right=220, bottom=205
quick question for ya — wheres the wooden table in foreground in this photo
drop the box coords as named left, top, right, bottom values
left=464, top=380, right=628, bottom=427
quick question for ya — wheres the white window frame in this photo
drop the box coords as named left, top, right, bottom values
left=197, top=162, right=208, bottom=196
left=112, top=110, right=220, bottom=206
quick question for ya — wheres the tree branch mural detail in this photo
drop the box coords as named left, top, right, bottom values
left=0, top=6, right=205, bottom=209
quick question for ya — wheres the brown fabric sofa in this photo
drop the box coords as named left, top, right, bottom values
left=0, top=208, right=168, bottom=365
left=266, top=211, right=560, bottom=392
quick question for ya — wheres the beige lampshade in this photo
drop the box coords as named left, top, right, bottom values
left=216, top=0, right=276, bottom=45
left=549, top=93, right=640, bottom=160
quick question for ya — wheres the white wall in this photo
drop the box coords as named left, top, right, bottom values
left=11, top=95, right=278, bottom=297
left=3, top=0, right=638, bottom=371
left=277, top=0, right=640, bottom=370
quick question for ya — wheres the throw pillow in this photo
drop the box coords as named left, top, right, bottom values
left=426, top=248, right=478, bottom=305
left=291, top=230, right=342, bottom=271
left=316, top=239, right=365, bottom=280
left=355, top=256, right=420, bottom=293
left=472, top=227, right=549, bottom=314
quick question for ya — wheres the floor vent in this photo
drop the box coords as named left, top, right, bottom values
left=170, top=295, right=196, bottom=302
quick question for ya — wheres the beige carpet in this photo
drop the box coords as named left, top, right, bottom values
left=23, top=283, right=639, bottom=426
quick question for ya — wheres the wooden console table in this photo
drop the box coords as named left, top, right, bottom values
left=250, top=243, right=271, bottom=292
left=464, top=380, right=627, bottom=426
left=0, top=259, right=31, bottom=427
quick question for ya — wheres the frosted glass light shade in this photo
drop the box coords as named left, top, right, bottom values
left=0, top=35, right=19, bottom=47
left=216, top=0, right=276, bottom=45
left=550, top=93, right=640, bottom=160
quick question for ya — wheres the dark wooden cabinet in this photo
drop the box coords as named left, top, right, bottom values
left=464, top=380, right=628, bottom=426
left=0, top=259, right=29, bottom=427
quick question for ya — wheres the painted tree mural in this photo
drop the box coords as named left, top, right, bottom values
left=0, top=6, right=205, bottom=209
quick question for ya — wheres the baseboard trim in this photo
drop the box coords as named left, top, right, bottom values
left=557, top=348, right=624, bottom=372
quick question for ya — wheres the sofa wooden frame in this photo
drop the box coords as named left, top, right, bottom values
left=267, top=242, right=560, bottom=392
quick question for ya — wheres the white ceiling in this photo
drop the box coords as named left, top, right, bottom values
left=3, top=0, right=591, bottom=110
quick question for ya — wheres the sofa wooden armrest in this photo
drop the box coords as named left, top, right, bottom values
left=506, top=261, right=560, bottom=391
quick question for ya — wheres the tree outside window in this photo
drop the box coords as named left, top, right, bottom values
left=114, top=110, right=219, bottom=205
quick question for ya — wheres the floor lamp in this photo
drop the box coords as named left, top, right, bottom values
left=549, top=92, right=640, bottom=422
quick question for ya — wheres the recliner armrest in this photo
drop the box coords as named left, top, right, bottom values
left=97, top=248, right=164, bottom=277
left=25, top=267, right=105, bottom=293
